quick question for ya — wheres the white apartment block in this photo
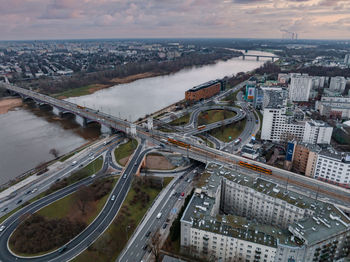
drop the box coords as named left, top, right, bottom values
left=314, top=150, right=350, bottom=187
left=303, top=120, right=333, bottom=144
left=261, top=107, right=305, bottom=142
left=180, top=164, right=350, bottom=262
left=329, top=76, right=346, bottom=93
left=289, top=76, right=313, bottom=102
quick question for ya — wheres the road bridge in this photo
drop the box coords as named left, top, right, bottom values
left=242, top=54, right=279, bottom=61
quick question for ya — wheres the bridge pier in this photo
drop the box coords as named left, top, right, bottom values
left=272, top=57, right=275, bottom=62
left=52, top=106, right=62, bottom=116
left=256, top=56, right=260, bottom=61
left=242, top=55, right=245, bottom=60
left=101, top=124, right=112, bottom=134
left=75, top=115, right=86, bottom=127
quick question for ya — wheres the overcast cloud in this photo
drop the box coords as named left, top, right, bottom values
left=1, top=0, right=349, bottom=40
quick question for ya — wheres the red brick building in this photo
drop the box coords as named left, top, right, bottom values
left=185, top=80, right=223, bottom=101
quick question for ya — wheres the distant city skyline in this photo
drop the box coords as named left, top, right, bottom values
left=1, top=0, right=350, bottom=40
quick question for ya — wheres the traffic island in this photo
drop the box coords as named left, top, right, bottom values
left=197, top=109, right=236, bottom=126
left=169, top=113, right=191, bottom=126
left=8, top=177, right=118, bottom=257
left=114, top=138, right=138, bottom=166
left=209, top=118, right=246, bottom=143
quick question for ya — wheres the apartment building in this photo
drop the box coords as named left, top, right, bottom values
left=314, top=150, right=350, bottom=188
left=180, top=164, right=350, bottom=262
left=289, top=76, right=313, bottom=102
left=316, top=95, right=350, bottom=119
left=329, top=76, right=346, bottom=93
left=303, top=120, right=333, bottom=145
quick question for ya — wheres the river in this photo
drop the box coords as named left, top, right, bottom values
left=0, top=50, right=273, bottom=184
left=67, top=50, right=273, bottom=121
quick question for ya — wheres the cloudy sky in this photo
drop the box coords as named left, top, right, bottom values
left=1, top=0, right=350, bottom=40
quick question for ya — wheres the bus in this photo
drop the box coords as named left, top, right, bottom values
left=238, top=161, right=272, bottom=175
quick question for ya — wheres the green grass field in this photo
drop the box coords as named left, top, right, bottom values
left=114, top=139, right=138, bottom=165
left=209, top=118, right=246, bottom=143
left=197, top=109, right=236, bottom=126
left=71, top=179, right=168, bottom=262
left=9, top=177, right=118, bottom=257
left=169, top=113, right=191, bottom=126
left=52, top=84, right=104, bottom=98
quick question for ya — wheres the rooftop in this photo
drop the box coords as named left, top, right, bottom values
left=186, top=80, right=221, bottom=92
left=182, top=163, right=350, bottom=248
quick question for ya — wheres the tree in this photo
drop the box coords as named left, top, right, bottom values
left=149, top=230, right=162, bottom=262
left=76, top=185, right=93, bottom=215
left=49, top=148, right=59, bottom=158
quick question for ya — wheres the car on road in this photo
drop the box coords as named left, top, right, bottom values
left=71, top=161, right=77, bottom=166
left=58, top=245, right=67, bottom=253
left=88, top=153, right=93, bottom=157
left=0, top=225, right=5, bottom=232
left=156, top=212, right=162, bottom=219
left=162, top=223, right=168, bottom=229
left=2, top=207, right=8, bottom=212
left=90, top=156, right=94, bottom=160
left=143, top=244, right=148, bottom=250
left=16, top=199, right=22, bottom=205
left=31, top=188, right=38, bottom=193
left=91, top=174, right=96, bottom=178
left=145, top=231, right=151, bottom=237
left=181, top=192, right=185, bottom=197
left=25, top=190, right=32, bottom=195
left=111, top=195, right=116, bottom=201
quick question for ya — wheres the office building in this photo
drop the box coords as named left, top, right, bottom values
left=185, top=80, right=224, bottom=101
left=180, top=164, right=350, bottom=262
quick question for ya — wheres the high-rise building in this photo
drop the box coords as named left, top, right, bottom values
left=289, top=76, right=313, bottom=102
left=344, top=54, right=350, bottom=65
left=329, top=76, right=346, bottom=93
left=303, top=120, right=333, bottom=144
left=180, top=164, right=350, bottom=262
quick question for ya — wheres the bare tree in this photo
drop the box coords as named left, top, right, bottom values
left=76, top=185, right=93, bottom=215
left=149, top=230, right=162, bottom=262
left=49, top=148, right=59, bottom=158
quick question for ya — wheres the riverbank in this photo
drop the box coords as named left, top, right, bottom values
left=0, top=98, right=22, bottom=114
left=54, top=72, right=162, bottom=99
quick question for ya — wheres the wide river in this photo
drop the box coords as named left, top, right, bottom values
left=0, top=50, right=272, bottom=184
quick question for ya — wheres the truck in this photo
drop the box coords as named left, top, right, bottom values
left=156, top=212, right=162, bottom=219
left=234, top=138, right=241, bottom=145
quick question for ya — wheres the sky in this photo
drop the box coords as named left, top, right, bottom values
left=1, top=0, right=350, bottom=40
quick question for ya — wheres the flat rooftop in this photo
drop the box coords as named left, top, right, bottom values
left=186, top=80, right=220, bottom=92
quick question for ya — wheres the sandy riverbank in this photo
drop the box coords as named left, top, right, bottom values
left=0, top=98, right=22, bottom=114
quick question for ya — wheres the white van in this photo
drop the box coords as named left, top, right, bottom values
left=72, top=161, right=77, bottom=166
left=156, top=212, right=162, bottom=219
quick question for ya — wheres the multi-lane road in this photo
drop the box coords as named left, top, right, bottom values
left=0, top=140, right=150, bottom=262
left=118, top=167, right=198, bottom=262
